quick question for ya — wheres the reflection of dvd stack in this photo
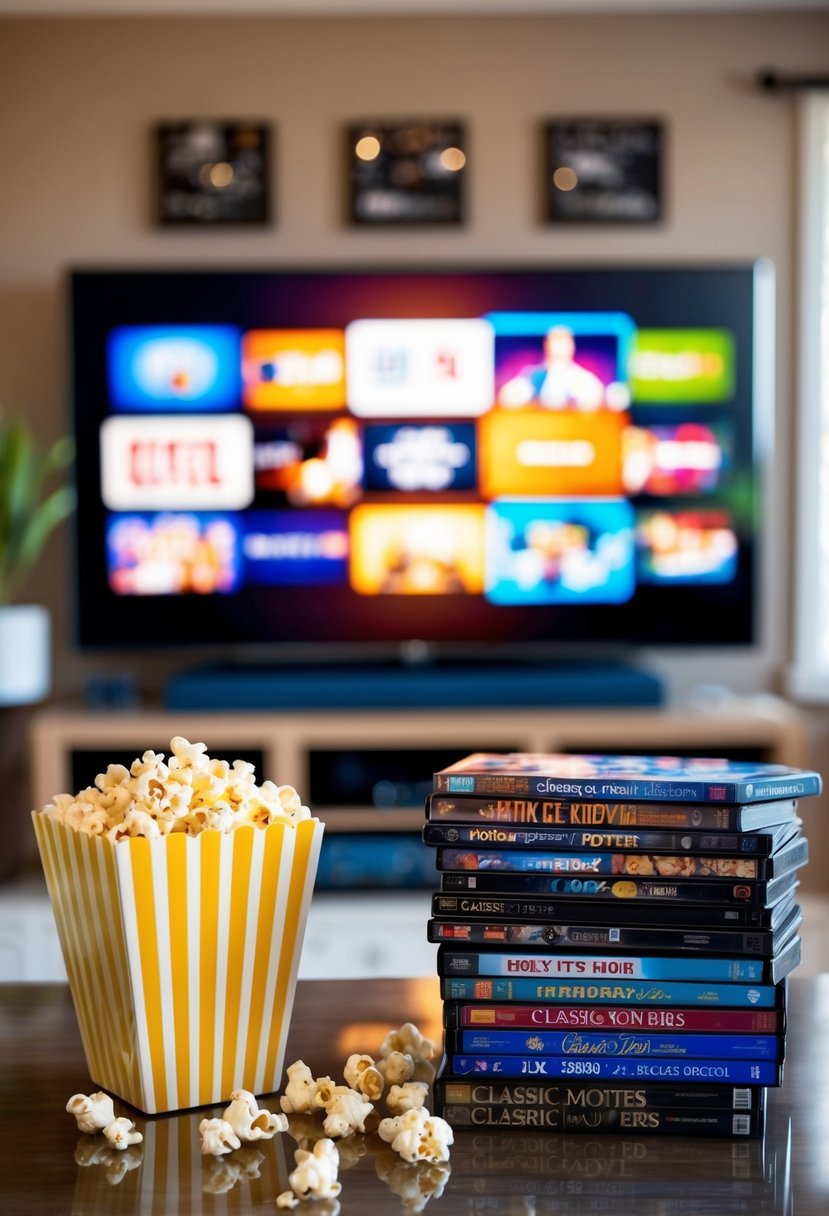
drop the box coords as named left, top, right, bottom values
left=444, top=1120, right=794, bottom=1214
left=425, top=752, right=822, bottom=1136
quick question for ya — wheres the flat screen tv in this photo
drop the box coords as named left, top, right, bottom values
left=70, top=264, right=769, bottom=652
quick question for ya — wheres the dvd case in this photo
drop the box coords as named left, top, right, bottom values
left=425, top=793, right=800, bottom=832
left=441, top=976, right=781, bottom=1006
left=433, top=1074, right=767, bottom=1134
left=435, top=836, right=808, bottom=881
left=446, top=1054, right=782, bottom=1085
left=439, top=945, right=768, bottom=981
left=432, top=888, right=800, bottom=929
left=422, top=818, right=801, bottom=854
left=450, top=1027, right=781, bottom=1059
left=438, top=1102, right=766, bottom=1135
left=427, top=903, right=803, bottom=954
left=439, top=869, right=798, bottom=907
left=437, top=942, right=800, bottom=985
left=442, top=1002, right=784, bottom=1033
left=432, top=754, right=822, bottom=804
left=435, top=1075, right=766, bottom=1111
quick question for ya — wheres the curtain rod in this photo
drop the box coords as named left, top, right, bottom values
left=758, top=69, right=829, bottom=92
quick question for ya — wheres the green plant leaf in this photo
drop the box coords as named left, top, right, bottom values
left=36, top=434, right=75, bottom=486
left=0, top=418, right=75, bottom=603
left=14, top=485, right=77, bottom=579
left=1, top=423, right=34, bottom=553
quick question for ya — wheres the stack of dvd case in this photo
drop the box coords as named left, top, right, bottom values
left=424, top=752, right=822, bottom=1137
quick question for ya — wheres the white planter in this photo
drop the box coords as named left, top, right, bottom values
left=0, top=604, right=50, bottom=706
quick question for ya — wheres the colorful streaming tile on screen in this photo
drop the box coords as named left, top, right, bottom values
left=241, top=329, right=347, bottom=410
left=629, top=330, right=735, bottom=403
left=636, top=508, right=738, bottom=583
left=622, top=420, right=731, bottom=495
left=487, top=311, right=635, bottom=412
left=253, top=418, right=363, bottom=507
left=100, top=415, right=254, bottom=511
left=242, top=510, right=349, bottom=585
left=106, top=512, right=242, bottom=595
left=479, top=409, right=626, bottom=498
left=485, top=499, right=635, bottom=605
left=345, top=318, right=495, bottom=417
left=363, top=423, right=476, bottom=492
left=107, top=326, right=241, bottom=411
left=349, top=504, right=486, bottom=594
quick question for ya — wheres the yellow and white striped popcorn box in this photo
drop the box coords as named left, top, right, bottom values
left=32, top=813, right=324, bottom=1114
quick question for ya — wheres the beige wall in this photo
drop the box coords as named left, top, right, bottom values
left=2, top=11, right=829, bottom=885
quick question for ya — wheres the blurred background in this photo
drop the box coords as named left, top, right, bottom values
left=1, top=0, right=828, bottom=976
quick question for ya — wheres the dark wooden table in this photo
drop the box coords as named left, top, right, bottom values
left=1, top=975, right=827, bottom=1215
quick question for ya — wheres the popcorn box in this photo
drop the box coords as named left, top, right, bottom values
left=33, top=813, right=324, bottom=1114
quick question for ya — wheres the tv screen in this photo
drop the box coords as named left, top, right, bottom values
left=70, top=264, right=768, bottom=651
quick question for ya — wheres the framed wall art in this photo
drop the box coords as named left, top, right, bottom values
left=155, top=120, right=272, bottom=226
left=544, top=118, right=663, bottom=224
left=347, top=119, right=467, bottom=226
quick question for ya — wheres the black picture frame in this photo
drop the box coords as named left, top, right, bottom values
left=544, top=118, right=663, bottom=224
left=155, top=120, right=272, bottom=227
left=346, top=119, right=467, bottom=226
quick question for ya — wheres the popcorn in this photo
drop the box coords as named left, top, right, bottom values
left=310, top=1075, right=375, bottom=1137
left=66, top=1091, right=143, bottom=1164
left=378, top=1050, right=414, bottom=1086
left=380, top=1022, right=436, bottom=1064
left=386, top=1081, right=429, bottom=1115
left=319, top=1087, right=374, bottom=1139
left=267, top=1021, right=445, bottom=1209
left=280, top=1060, right=321, bottom=1114
left=311, top=1076, right=339, bottom=1109
left=103, top=1116, right=143, bottom=1150
left=222, top=1088, right=287, bottom=1141
left=343, top=1053, right=384, bottom=1101
left=377, top=1108, right=453, bottom=1165
left=39, top=738, right=314, bottom=841
left=199, top=1117, right=241, bottom=1156
left=95, top=763, right=130, bottom=789
left=66, top=1091, right=115, bottom=1134
left=169, top=736, right=209, bottom=769
left=287, top=1137, right=342, bottom=1201
left=115, top=808, right=166, bottom=840
left=73, top=807, right=110, bottom=837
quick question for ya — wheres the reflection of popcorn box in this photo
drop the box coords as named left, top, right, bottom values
left=33, top=814, right=323, bottom=1114
left=72, top=1108, right=289, bottom=1215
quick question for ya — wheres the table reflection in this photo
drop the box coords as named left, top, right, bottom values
left=67, top=1100, right=793, bottom=1216
left=444, top=1107, right=793, bottom=1215
left=71, top=1107, right=290, bottom=1215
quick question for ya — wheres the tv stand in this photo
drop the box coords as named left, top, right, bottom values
left=163, top=658, right=663, bottom=710
left=29, top=694, right=809, bottom=844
